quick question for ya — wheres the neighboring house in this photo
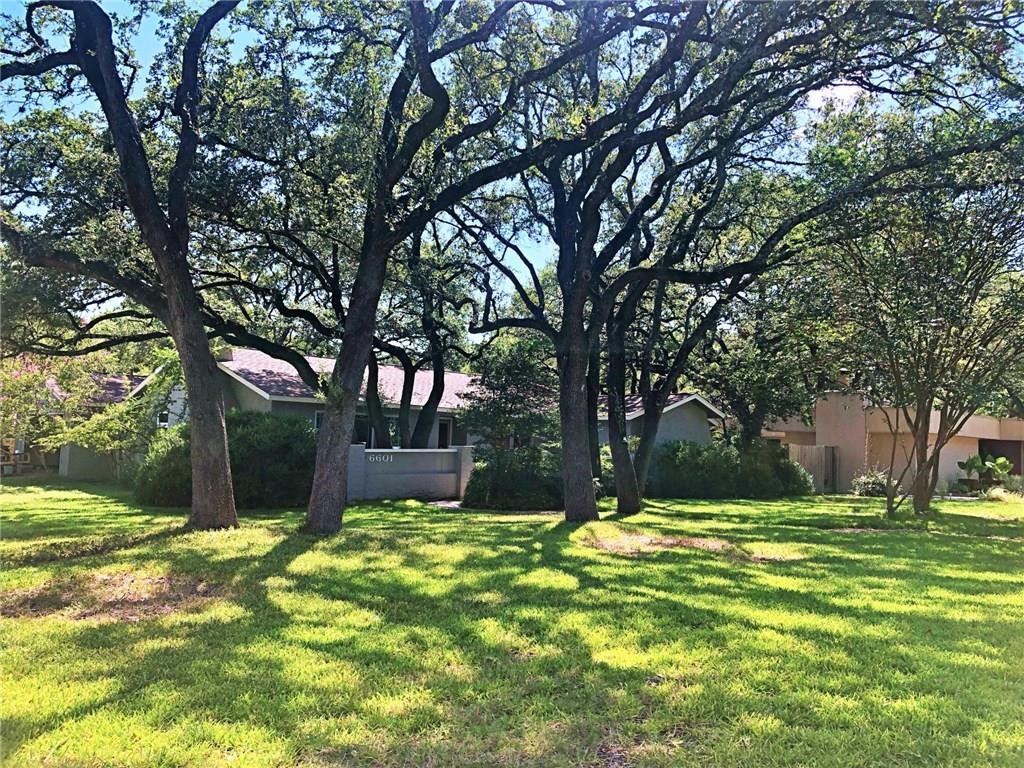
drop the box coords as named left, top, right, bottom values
left=161, top=348, right=474, bottom=448
left=765, top=391, right=1024, bottom=492
left=52, top=374, right=148, bottom=480
left=597, top=393, right=724, bottom=446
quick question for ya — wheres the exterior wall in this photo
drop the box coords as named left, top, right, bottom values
left=228, top=379, right=271, bottom=413
left=347, top=445, right=473, bottom=501
left=58, top=444, right=115, bottom=480
left=867, top=432, right=979, bottom=492
left=780, top=431, right=817, bottom=446
left=814, top=392, right=868, bottom=492
left=598, top=402, right=713, bottom=446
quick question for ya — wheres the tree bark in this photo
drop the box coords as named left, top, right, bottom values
left=586, top=345, right=602, bottom=478
left=410, top=339, right=445, bottom=448
left=632, top=399, right=664, bottom=497
left=366, top=355, right=391, bottom=449
left=558, top=341, right=599, bottom=522
left=911, top=429, right=933, bottom=514
left=606, top=321, right=641, bottom=515
left=305, top=243, right=390, bottom=532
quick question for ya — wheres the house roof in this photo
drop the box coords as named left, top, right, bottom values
left=46, top=374, right=148, bottom=406
left=602, top=392, right=726, bottom=421
left=219, top=348, right=474, bottom=411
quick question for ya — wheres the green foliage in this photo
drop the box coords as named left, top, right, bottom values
left=463, top=445, right=564, bottom=511
left=648, top=439, right=813, bottom=499
left=851, top=469, right=890, bottom=497
left=1005, top=475, right=1024, bottom=493
left=984, top=455, right=1014, bottom=483
left=135, top=411, right=316, bottom=508
left=958, top=454, right=986, bottom=480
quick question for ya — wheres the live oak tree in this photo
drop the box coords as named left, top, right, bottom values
left=466, top=1, right=1024, bottom=520
left=1, top=1, right=242, bottom=528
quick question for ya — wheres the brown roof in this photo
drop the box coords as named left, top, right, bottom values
left=220, top=348, right=473, bottom=410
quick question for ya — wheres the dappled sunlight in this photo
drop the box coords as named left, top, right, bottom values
left=2, top=483, right=1023, bottom=766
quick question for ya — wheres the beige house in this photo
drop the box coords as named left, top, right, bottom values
left=766, top=391, right=1024, bottom=492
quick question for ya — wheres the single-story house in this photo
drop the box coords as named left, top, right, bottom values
left=161, top=348, right=474, bottom=449
left=765, top=391, right=1024, bottom=492
left=597, top=392, right=724, bottom=446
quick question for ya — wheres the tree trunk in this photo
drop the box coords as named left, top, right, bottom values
left=306, top=243, right=390, bottom=533
left=366, top=356, right=391, bottom=449
left=410, top=343, right=445, bottom=448
left=558, top=343, right=599, bottom=522
left=168, top=302, right=238, bottom=529
left=606, top=318, right=641, bottom=514
left=633, top=399, right=664, bottom=497
left=911, top=430, right=933, bottom=514
left=586, top=346, right=602, bottom=478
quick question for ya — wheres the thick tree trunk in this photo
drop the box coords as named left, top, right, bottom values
left=163, top=253, right=238, bottom=530
left=306, top=243, right=390, bottom=533
left=558, top=343, right=599, bottom=522
left=410, top=344, right=445, bottom=448
left=366, top=356, right=391, bottom=449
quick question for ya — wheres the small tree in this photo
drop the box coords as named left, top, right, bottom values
left=826, top=161, right=1024, bottom=515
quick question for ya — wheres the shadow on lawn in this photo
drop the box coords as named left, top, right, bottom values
left=4, top=491, right=1023, bottom=766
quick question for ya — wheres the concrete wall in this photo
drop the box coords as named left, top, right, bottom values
left=59, top=444, right=115, bottom=480
left=347, top=445, right=473, bottom=501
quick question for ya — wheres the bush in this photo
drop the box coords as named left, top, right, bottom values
left=983, top=486, right=1024, bottom=503
left=463, top=445, right=564, bottom=510
left=646, top=439, right=813, bottom=499
left=851, top=468, right=890, bottom=497
left=135, top=411, right=317, bottom=508
left=1005, top=474, right=1024, bottom=493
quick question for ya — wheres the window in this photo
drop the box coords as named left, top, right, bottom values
left=438, top=419, right=451, bottom=449
left=314, top=411, right=325, bottom=432
left=157, top=412, right=170, bottom=428
left=352, top=416, right=370, bottom=445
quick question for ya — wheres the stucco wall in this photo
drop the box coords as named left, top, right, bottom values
left=602, top=402, right=711, bottom=445
left=349, top=446, right=473, bottom=500
left=866, top=432, right=979, bottom=492
left=813, top=392, right=868, bottom=492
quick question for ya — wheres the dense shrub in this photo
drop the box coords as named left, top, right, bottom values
left=463, top=445, right=564, bottom=510
left=135, top=411, right=316, bottom=508
left=851, top=468, right=890, bottom=497
left=646, top=439, right=813, bottom=499
left=1005, top=474, right=1024, bottom=493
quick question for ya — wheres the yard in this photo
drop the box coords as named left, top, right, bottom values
left=1, top=480, right=1022, bottom=768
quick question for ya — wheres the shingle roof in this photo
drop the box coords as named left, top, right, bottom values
left=602, top=392, right=724, bottom=421
left=220, top=348, right=473, bottom=410
left=46, top=374, right=148, bottom=405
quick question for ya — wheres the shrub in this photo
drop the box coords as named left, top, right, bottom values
left=463, top=445, right=563, bottom=510
left=1005, top=474, right=1024, bottom=493
left=851, top=468, right=890, bottom=497
left=135, top=411, right=316, bottom=508
left=983, top=486, right=1023, bottom=503
left=646, top=439, right=812, bottom=499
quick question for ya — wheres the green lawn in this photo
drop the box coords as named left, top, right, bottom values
left=1, top=480, right=1022, bottom=767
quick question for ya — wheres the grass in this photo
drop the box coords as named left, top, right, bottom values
left=1, top=478, right=1022, bottom=767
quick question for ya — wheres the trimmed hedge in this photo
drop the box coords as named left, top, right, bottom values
left=135, top=411, right=316, bottom=508
left=647, top=439, right=813, bottom=499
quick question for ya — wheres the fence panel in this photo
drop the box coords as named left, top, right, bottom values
left=787, top=445, right=837, bottom=494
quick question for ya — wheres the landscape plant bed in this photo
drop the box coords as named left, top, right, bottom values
left=2, top=482, right=1023, bottom=768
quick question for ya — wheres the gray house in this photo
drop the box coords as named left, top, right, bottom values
left=597, top=393, right=724, bottom=445
left=163, top=348, right=474, bottom=448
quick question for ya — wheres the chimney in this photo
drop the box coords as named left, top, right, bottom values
left=837, top=368, right=851, bottom=388
left=215, top=347, right=234, bottom=362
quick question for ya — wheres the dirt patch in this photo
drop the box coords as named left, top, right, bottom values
left=1, top=571, right=223, bottom=622
left=586, top=529, right=738, bottom=557
left=830, top=527, right=920, bottom=534
left=593, top=742, right=632, bottom=768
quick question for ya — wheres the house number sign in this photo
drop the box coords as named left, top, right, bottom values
left=367, top=454, right=394, bottom=463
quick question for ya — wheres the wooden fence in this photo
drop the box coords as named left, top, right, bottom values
left=787, top=445, right=838, bottom=494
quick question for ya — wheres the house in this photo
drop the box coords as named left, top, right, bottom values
left=765, top=391, right=1024, bottom=492
left=162, top=348, right=474, bottom=448
left=597, top=392, right=724, bottom=446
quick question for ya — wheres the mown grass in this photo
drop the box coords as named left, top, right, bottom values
left=1, top=479, right=1022, bottom=767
